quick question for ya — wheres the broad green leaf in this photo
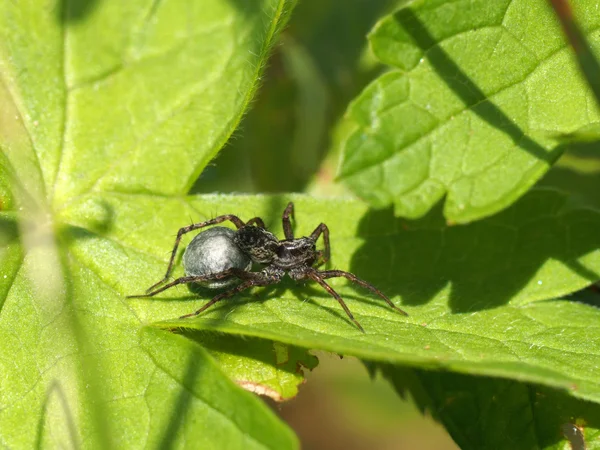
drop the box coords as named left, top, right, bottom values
left=0, top=1, right=299, bottom=447
left=190, top=332, right=318, bottom=401
left=163, top=296, right=600, bottom=406
left=383, top=367, right=600, bottom=450
left=0, top=0, right=295, bottom=207
left=0, top=230, right=298, bottom=448
left=338, top=0, right=600, bottom=223
left=141, top=328, right=297, bottom=449
left=56, top=192, right=600, bottom=404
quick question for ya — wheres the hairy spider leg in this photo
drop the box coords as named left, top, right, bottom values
left=146, top=215, right=246, bottom=292
left=310, top=223, right=331, bottom=267
left=179, top=279, right=259, bottom=319
left=246, top=217, right=266, bottom=228
left=282, top=202, right=295, bottom=239
left=318, top=270, right=408, bottom=316
left=130, top=267, right=282, bottom=319
left=307, top=271, right=365, bottom=332
left=130, top=267, right=254, bottom=298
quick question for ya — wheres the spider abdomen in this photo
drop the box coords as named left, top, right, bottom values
left=234, top=226, right=279, bottom=263
left=183, top=227, right=251, bottom=289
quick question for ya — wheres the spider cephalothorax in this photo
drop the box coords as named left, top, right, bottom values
left=234, top=226, right=279, bottom=264
left=128, top=202, right=408, bottom=331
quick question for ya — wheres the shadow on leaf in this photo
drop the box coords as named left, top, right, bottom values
left=351, top=188, right=600, bottom=312
left=56, top=0, right=102, bottom=23
left=381, top=365, right=600, bottom=450
left=182, top=330, right=318, bottom=401
left=158, top=350, right=204, bottom=447
left=393, top=8, right=560, bottom=165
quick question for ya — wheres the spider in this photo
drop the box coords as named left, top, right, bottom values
left=128, top=202, right=408, bottom=331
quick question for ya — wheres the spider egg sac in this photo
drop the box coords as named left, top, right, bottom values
left=183, top=226, right=252, bottom=289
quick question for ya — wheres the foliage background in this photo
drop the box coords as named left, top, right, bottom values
left=3, top=0, right=600, bottom=449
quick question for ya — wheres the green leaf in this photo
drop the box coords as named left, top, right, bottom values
left=59, top=189, right=600, bottom=314
left=383, top=367, right=600, bottom=450
left=0, top=0, right=295, bottom=207
left=0, top=1, right=298, bottom=447
left=0, top=214, right=21, bottom=311
left=162, top=297, right=600, bottom=406
left=540, top=140, right=600, bottom=210
left=140, top=328, right=298, bottom=449
left=189, top=332, right=318, bottom=401
left=548, top=0, right=600, bottom=107
left=57, top=187, right=600, bottom=412
left=338, top=0, right=600, bottom=223
left=0, top=231, right=300, bottom=448
left=97, top=192, right=600, bottom=405
left=5, top=1, right=600, bottom=445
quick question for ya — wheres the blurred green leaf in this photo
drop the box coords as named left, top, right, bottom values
left=196, top=38, right=328, bottom=194
left=0, top=0, right=298, bottom=447
left=141, top=328, right=298, bottom=449
left=383, top=366, right=600, bottom=450
left=0, top=229, right=298, bottom=448
left=338, top=0, right=600, bottom=223
left=193, top=0, right=400, bottom=194
left=0, top=214, right=21, bottom=310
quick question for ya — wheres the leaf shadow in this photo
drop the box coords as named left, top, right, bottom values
left=182, top=330, right=317, bottom=399
left=381, top=365, right=600, bottom=450
left=56, top=0, right=102, bottom=23
left=351, top=189, right=600, bottom=313
left=393, top=8, right=561, bottom=164
left=59, top=198, right=115, bottom=242
left=540, top=139, right=600, bottom=210
left=284, top=282, right=361, bottom=329
left=35, top=380, right=79, bottom=449
left=161, top=271, right=376, bottom=329
left=157, top=348, right=204, bottom=448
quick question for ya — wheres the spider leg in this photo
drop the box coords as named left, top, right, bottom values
left=307, top=270, right=365, bottom=332
left=180, top=269, right=279, bottom=319
left=146, top=214, right=246, bottom=292
left=318, top=270, right=408, bottom=316
left=315, top=250, right=325, bottom=268
left=179, top=279, right=257, bottom=319
left=130, top=267, right=262, bottom=298
left=129, top=276, right=209, bottom=298
left=128, top=268, right=252, bottom=298
left=310, top=223, right=330, bottom=266
left=282, top=202, right=295, bottom=239
left=246, top=217, right=265, bottom=228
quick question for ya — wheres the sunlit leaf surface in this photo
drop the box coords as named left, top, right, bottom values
left=0, top=0, right=298, bottom=447
left=338, top=0, right=600, bottom=223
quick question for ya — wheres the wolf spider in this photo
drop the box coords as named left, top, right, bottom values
left=128, top=202, right=407, bottom=331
